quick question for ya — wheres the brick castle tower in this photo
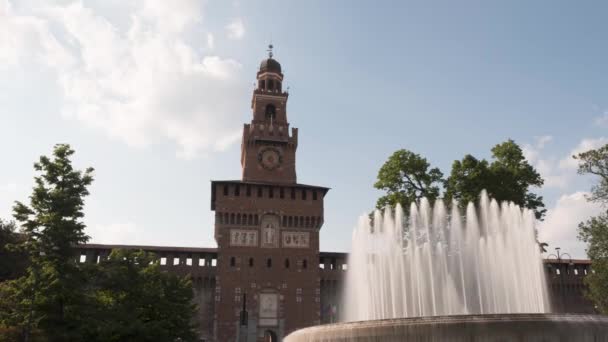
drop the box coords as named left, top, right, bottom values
left=211, top=46, right=329, bottom=341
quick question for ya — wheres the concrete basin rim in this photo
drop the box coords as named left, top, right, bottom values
left=288, top=313, right=608, bottom=336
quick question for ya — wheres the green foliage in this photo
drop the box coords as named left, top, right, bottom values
left=374, top=149, right=444, bottom=209
left=88, top=249, right=198, bottom=342
left=444, top=155, right=491, bottom=206
left=0, top=144, right=199, bottom=341
left=578, top=213, right=608, bottom=313
left=575, top=143, right=608, bottom=204
left=0, top=219, right=27, bottom=281
left=445, top=140, right=546, bottom=219
left=13, top=144, right=94, bottom=263
left=5, top=144, right=95, bottom=341
left=374, top=140, right=545, bottom=219
left=575, top=143, right=608, bottom=313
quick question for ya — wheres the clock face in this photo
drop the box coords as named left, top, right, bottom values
left=258, top=147, right=282, bottom=171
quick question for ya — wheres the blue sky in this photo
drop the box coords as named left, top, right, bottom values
left=1, top=0, right=607, bottom=258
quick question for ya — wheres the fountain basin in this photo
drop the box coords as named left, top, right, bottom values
left=284, top=314, right=608, bottom=342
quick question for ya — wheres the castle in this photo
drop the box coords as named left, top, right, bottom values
left=76, top=51, right=596, bottom=342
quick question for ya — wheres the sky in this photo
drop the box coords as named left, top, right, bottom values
left=1, top=0, right=607, bottom=259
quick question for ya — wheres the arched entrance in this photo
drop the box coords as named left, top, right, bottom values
left=264, top=330, right=278, bottom=342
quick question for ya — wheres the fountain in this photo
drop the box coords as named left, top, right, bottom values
left=285, top=191, right=608, bottom=341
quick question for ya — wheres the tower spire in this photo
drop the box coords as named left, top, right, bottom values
left=267, top=44, right=274, bottom=58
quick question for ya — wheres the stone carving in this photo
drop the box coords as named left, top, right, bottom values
left=282, top=231, right=310, bottom=248
left=259, top=292, right=279, bottom=326
left=230, top=229, right=258, bottom=247
left=260, top=214, right=280, bottom=248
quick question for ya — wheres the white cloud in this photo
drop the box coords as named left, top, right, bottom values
left=226, top=18, right=245, bottom=40
left=522, top=135, right=553, bottom=164
left=538, top=192, right=605, bottom=259
left=595, top=112, right=608, bottom=127
left=523, top=136, right=608, bottom=189
left=558, top=137, right=608, bottom=170
left=0, top=1, right=74, bottom=68
left=522, top=135, right=571, bottom=189
left=0, top=0, right=248, bottom=158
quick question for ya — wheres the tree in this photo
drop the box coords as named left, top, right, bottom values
left=0, top=144, right=200, bottom=341
left=87, top=249, right=198, bottom=342
left=443, top=155, right=491, bottom=206
left=0, top=219, right=27, bottom=282
left=445, top=140, right=546, bottom=219
left=575, top=144, right=608, bottom=203
left=373, top=149, right=444, bottom=209
left=576, top=143, right=608, bottom=313
left=1, top=144, right=94, bottom=341
left=578, top=214, right=608, bottom=313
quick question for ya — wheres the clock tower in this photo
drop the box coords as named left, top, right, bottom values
left=211, top=46, right=329, bottom=342
left=241, top=46, right=298, bottom=184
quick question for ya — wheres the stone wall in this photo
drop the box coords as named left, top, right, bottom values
left=73, top=245, right=597, bottom=341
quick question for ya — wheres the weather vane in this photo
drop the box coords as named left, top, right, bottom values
left=267, top=44, right=273, bottom=58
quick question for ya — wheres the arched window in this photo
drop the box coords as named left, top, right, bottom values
left=265, top=104, right=276, bottom=121
left=302, top=259, right=308, bottom=269
left=267, top=258, right=272, bottom=268
left=285, top=258, right=290, bottom=269
left=230, top=213, right=235, bottom=224
left=249, top=258, right=254, bottom=267
left=230, top=257, right=235, bottom=267
left=268, top=79, right=274, bottom=90
left=288, top=216, right=293, bottom=227
left=259, top=79, right=266, bottom=90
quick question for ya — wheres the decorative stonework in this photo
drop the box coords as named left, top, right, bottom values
left=230, top=229, right=258, bottom=247
left=259, top=292, right=279, bottom=326
left=282, top=231, right=310, bottom=248
left=261, top=214, right=280, bottom=248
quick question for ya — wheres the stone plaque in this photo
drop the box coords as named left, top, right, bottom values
left=259, top=293, right=278, bottom=326
left=230, top=229, right=258, bottom=247
left=282, top=231, right=310, bottom=248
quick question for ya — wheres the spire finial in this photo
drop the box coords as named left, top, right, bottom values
left=267, top=44, right=274, bottom=58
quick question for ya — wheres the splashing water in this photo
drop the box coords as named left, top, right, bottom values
left=343, top=190, right=550, bottom=322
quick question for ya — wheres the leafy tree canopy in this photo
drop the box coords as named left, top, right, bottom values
left=2, top=144, right=95, bottom=341
left=576, top=143, right=608, bottom=313
left=88, top=249, right=198, bottom=342
left=374, top=149, right=444, bottom=210
left=575, top=143, right=608, bottom=204
left=0, top=219, right=26, bottom=281
left=0, top=144, right=199, bottom=341
left=578, top=213, right=608, bottom=313
left=374, top=140, right=546, bottom=219
left=445, top=140, right=546, bottom=219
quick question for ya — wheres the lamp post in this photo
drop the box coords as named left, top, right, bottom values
left=547, top=247, right=573, bottom=312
